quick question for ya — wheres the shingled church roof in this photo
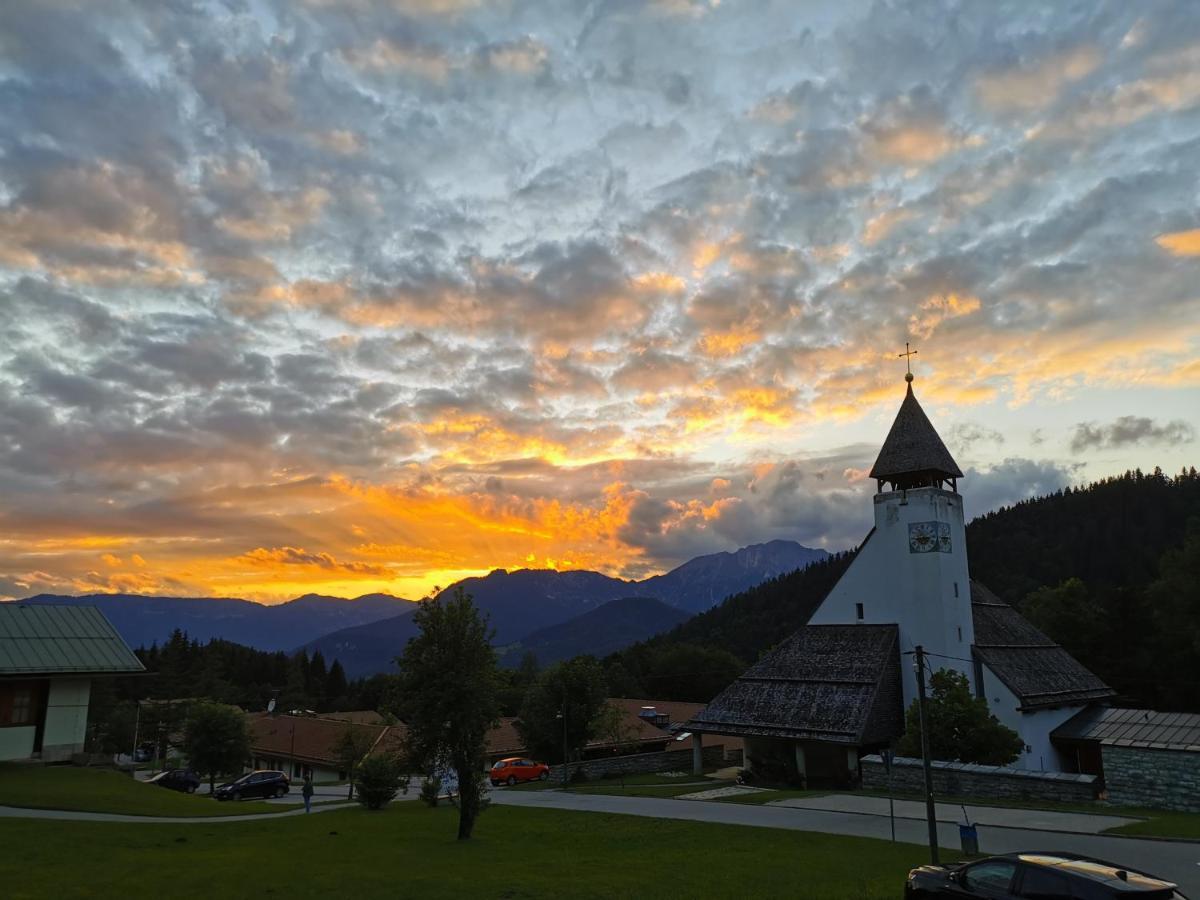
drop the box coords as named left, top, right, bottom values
left=971, top=582, right=1115, bottom=711
left=685, top=624, right=902, bottom=744
left=869, top=383, right=963, bottom=485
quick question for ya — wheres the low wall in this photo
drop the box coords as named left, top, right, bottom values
left=1103, top=745, right=1200, bottom=812
left=861, top=755, right=1097, bottom=804
left=548, top=744, right=726, bottom=782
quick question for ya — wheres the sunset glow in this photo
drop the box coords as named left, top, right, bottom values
left=1, top=1, right=1198, bottom=602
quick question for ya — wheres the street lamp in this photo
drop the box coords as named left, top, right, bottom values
left=555, top=703, right=569, bottom=789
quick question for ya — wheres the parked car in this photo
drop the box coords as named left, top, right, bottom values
left=147, top=768, right=201, bottom=794
left=213, top=770, right=290, bottom=801
left=489, top=757, right=550, bottom=786
left=905, top=852, right=1187, bottom=899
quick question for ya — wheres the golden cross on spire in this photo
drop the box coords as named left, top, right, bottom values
left=898, top=342, right=918, bottom=382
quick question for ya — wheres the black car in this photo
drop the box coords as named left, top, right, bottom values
left=147, top=768, right=201, bottom=794
left=213, top=770, right=290, bottom=801
left=906, top=852, right=1186, bottom=899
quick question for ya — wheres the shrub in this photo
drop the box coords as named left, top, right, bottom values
left=419, top=774, right=442, bottom=808
left=355, top=753, right=406, bottom=810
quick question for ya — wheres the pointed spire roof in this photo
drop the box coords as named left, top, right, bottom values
left=869, top=381, right=963, bottom=485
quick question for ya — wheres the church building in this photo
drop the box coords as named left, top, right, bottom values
left=685, top=371, right=1114, bottom=784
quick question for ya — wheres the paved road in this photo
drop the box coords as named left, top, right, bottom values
left=0, top=802, right=356, bottom=824
left=768, top=794, right=1139, bottom=835
left=493, top=789, right=1200, bottom=896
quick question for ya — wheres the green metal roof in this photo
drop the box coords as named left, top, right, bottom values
left=0, top=604, right=145, bottom=675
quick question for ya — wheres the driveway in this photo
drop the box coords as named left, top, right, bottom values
left=492, top=789, right=1200, bottom=896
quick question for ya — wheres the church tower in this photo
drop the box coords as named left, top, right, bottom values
left=808, top=372, right=975, bottom=708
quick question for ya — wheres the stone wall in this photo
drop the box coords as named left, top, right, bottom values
left=548, top=744, right=726, bottom=782
left=1103, top=745, right=1200, bottom=812
left=860, top=754, right=1097, bottom=804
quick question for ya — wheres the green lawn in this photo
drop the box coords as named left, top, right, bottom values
left=0, top=765, right=287, bottom=817
left=714, top=788, right=830, bottom=805
left=0, top=801, right=954, bottom=899
left=563, top=782, right=714, bottom=799
left=1105, top=812, right=1200, bottom=840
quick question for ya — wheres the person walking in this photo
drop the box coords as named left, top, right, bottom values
left=302, top=771, right=314, bottom=813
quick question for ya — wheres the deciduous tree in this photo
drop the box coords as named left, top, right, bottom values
left=897, top=670, right=1023, bottom=767
left=332, top=724, right=376, bottom=799
left=183, top=701, right=252, bottom=793
left=516, top=656, right=608, bottom=765
left=397, top=587, right=500, bottom=840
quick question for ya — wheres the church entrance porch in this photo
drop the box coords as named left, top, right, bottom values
left=743, top=737, right=866, bottom=790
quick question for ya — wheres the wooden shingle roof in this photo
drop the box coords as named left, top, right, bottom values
left=685, top=625, right=903, bottom=744
left=971, top=582, right=1115, bottom=711
left=869, top=383, right=963, bottom=483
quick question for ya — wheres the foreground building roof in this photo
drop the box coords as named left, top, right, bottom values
left=0, top=604, right=145, bottom=676
left=970, top=583, right=1115, bottom=711
left=686, top=625, right=902, bottom=744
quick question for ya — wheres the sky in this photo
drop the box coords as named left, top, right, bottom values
left=1, top=0, right=1198, bottom=604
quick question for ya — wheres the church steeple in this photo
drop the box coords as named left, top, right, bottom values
left=869, top=377, right=963, bottom=493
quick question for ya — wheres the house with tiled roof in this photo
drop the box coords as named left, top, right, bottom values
left=0, top=604, right=145, bottom=762
left=686, top=373, right=1113, bottom=784
left=247, top=711, right=405, bottom=783
left=484, top=698, right=741, bottom=764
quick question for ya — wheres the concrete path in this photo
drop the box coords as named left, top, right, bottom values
left=678, top=785, right=770, bottom=801
left=0, top=802, right=357, bottom=824
left=768, top=794, right=1140, bottom=835
left=492, top=789, right=1200, bottom=896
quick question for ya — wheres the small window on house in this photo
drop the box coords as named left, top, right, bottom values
left=855, top=602, right=864, bottom=621
left=957, top=626, right=962, bottom=642
left=954, top=582, right=959, bottom=598
left=11, top=687, right=33, bottom=724
left=0, top=684, right=35, bottom=725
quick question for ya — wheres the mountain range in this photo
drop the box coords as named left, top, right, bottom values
left=13, top=539, right=829, bottom=677
left=14, top=591, right=412, bottom=652
left=302, top=540, right=828, bottom=676
left=496, top=596, right=692, bottom=669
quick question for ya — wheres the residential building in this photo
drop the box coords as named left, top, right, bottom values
left=0, top=604, right=144, bottom=762
left=247, top=711, right=404, bottom=782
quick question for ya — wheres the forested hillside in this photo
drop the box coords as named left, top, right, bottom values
left=966, top=467, right=1200, bottom=605
left=605, top=468, right=1200, bottom=710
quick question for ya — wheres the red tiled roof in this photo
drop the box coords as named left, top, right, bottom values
left=483, top=698, right=743, bottom=759
left=248, top=713, right=405, bottom=766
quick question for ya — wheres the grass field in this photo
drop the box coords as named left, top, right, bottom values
left=1105, top=812, right=1200, bottom=840
left=0, top=764, right=287, bottom=817
left=712, top=788, right=829, bottom=805
left=558, top=783, right=713, bottom=799
left=0, top=800, right=951, bottom=899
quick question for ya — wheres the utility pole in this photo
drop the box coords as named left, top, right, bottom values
left=561, top=693, right=569, bottom=790
left=914, top=645, right=939, bottom=865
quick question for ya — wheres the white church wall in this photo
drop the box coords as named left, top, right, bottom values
left=977, top=663, right=1074, bottom=772
left=809, top=486, right=975, bottom=709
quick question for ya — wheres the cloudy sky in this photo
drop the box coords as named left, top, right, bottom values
left=1, top=0, right=1198, bottom=603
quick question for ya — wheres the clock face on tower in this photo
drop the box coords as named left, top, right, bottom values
left=909, top=521, right=952, bottom=554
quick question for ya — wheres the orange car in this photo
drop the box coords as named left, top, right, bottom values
left=489, top=757, right=550, bottom=786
